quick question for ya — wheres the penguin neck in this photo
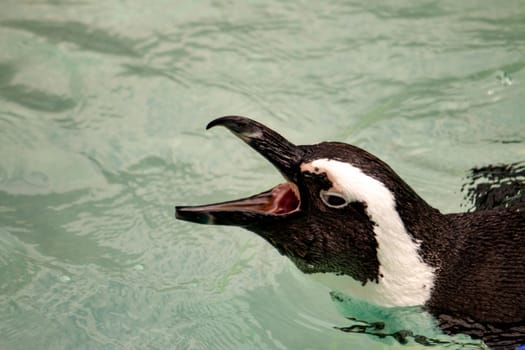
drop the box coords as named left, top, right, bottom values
left=362, top=177, right=441, bottom=307
left=383, top=174, right=453, bottom=269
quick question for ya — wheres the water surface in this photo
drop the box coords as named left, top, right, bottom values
left=1, top=1, right=524, bottom=349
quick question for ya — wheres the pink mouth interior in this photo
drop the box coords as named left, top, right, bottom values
left=268, top=183, right=300, bottom=214
left=184, top=182, right=300, bottom=215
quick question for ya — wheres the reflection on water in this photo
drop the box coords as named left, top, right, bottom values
left=1, top=1, right=524, bottom=349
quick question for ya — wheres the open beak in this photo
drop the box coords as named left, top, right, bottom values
left=175, top=116, right=303, bottom=227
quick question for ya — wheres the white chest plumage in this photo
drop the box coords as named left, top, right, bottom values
left=301, top=159, right=436, bottom=307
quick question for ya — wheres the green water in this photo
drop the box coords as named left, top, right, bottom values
left=1, top=1, right=524, bottom=349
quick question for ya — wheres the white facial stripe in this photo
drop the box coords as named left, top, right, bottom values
left=302, top=159, right=435, bottom=307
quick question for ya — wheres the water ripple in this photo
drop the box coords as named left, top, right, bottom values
left=2, top=19, right=142, bottom=58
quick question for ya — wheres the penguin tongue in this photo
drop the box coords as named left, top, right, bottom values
left=175, top=182, right=300, bottom=224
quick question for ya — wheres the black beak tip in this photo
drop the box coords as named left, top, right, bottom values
left=175, top=206, right=214, bottom=225
left=206, top=116, right=238, bottom=130
left=206, top=115, right=261, bottom=135
left=205, top=120, right=219, bottom=130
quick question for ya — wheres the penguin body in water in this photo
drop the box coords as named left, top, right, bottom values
left=176, top=116, right=525, bottom=350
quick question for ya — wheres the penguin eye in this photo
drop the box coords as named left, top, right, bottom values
left=320, top=191, right=349, bottom=208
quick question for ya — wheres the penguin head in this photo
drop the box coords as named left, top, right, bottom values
left=176, top=116, right=434, bottom=288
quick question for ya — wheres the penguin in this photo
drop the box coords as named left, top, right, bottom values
left=175, top=116, right=525, bottom=350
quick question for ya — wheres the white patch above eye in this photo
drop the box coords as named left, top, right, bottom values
left=301, top=158, right=436, bottom=308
